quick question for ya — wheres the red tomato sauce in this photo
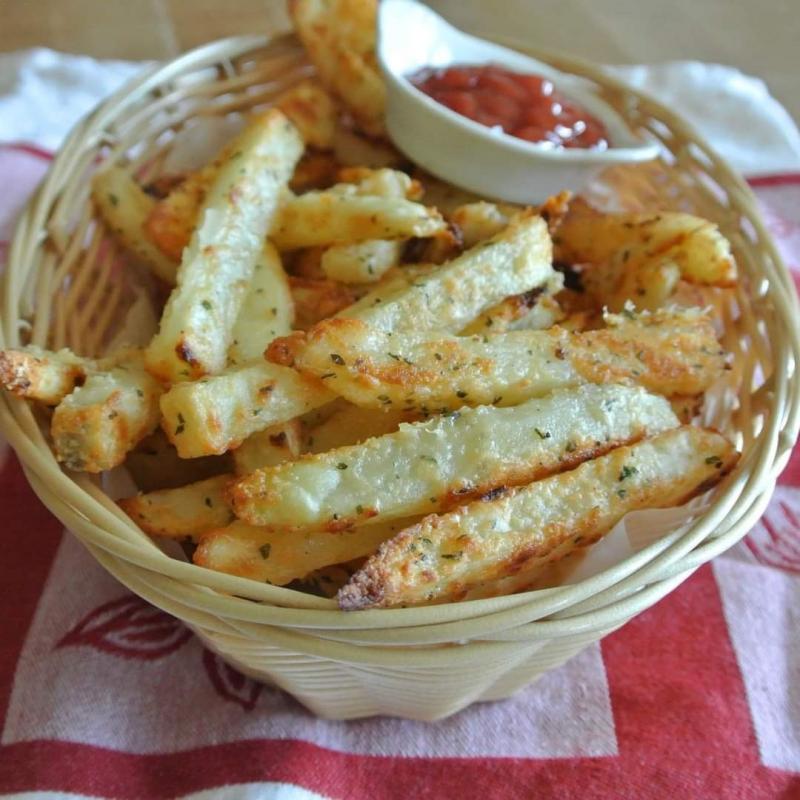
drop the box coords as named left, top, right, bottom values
left=409, top=64, right=609, bottom=150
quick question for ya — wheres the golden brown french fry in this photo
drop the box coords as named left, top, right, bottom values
left=343, top=212, right=556, bottom=333
left=125, top=422, right=302, bottom=534
left=119, top=474, right=233, bottom=539
left=228, top=384, right=678, bottom=532
left=288, top=0, right=385, bottom=137
left=337, top=426, right=738, bottom=609
left=159, top=362, right=335, bottom=458
left=0, top=346, right=93, bottom=405
left=92, top=166, right=179, bottom=283
left=52, top=357, right=162, bottom=472
left=289, top=276, right=363, bottom=328
left=274, top=79, right=338, bottom=149
left=228, top=242, right=294, bottom=365
left=335, top=167, right=422, bottom=200
left=460, top=289, right=565, bottom=334
left=556, top=199, right=736, bottom=286
left=450, top=201, right=515, bottom=248
left=328, top=262, right=438, bottom=319
left=266, top=307, right=726, bottom=411
left=316, top=168, right=414, bottom=282
left=450, top=191, right=568, bottom=248
left=578, top=254, right=682, bottom=312
left=270, top=191, right=446, bottom=250
left=320, top=239, right=404, bottom=283
left=305, top=402, right=417, bottom=452
left=194, top=516, right=416, bottom=584
left=232, top=419, right=303, bottom=475
left=145, top=110, right=303, bottom=382
left=144, top=165, right=214, bottom=264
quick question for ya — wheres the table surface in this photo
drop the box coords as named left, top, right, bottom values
left=0, top=0, right=798, bottom=124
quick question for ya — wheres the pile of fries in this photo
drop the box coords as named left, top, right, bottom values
left=0, top=0, right=741, bottom=609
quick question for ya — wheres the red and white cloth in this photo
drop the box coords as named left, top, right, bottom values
left=1, top=49, right=800, bottom=800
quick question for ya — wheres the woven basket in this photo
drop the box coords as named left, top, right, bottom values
left=2, top=33, right=799, bottom=721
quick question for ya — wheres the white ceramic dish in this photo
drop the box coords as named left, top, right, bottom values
left=377, top=0, right=660, bottom=202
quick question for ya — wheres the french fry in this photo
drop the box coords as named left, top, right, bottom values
left=450, top=191, right=568, bottom=248
left=144, top=164, right=214, bottom=263
left=119, top=474, right=233, bottom=539
left=337, top=426, right=738, bottom=609
left=329, top=262, right=438, bottom=319
left=580, top=256, right=682, bottom=312
left=159, top=362, right=335, bottom=457
left=92, top=167, right=178, bottom=283
left=448, top=199, right=569, bottom=324
left=145, top=110, right=303, bottom=382
left=267, top=307, right=726, bottom=411
left=270, top=191, right=446, bottom=250
left=52, top=356, right=162, bottom=472
left=0, top=346, right=94, bottom=405
left=450, top=201, right=515, bottom=248
left=274, top=79, right=338, bottom=149
left=335, top=167, right=422, bottom=200
left=123, top=421, right=303, bottom=535
left=317, top=169, right=418, bottom=281
left=320, top=239, right=404, bottom=283
left=288, top=0, right=386, bottom=137
left=406, top=228, right=464, bottom=266
left=227, top=242, right=293, bottom=365
left=460, top=288, right=565, bottom=334
left=305, top=402, right=417, bottom=452
left=194, top=516, right=417, bottom=585
left=344, top=212, right=556, bottom=333
left=228, top=384, right=678, bottom=532
left=289, top=276, right=363, bottom=328
left=232, top=419, right=303, bottom=475
left=575, top=307, right=728, bottom=394
left=556, top=199, right=736, bottom=286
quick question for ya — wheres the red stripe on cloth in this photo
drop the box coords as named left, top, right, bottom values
left=748, top=173, right=800, bottom=188
left=778, top=436, right=800, bottom=486
left=0, top=142, right=54, bottom=162
left=600, top=565, right=794, bottom=798
left=0, top=454, right=64, bottom=726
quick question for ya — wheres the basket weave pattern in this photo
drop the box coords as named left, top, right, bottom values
left=1, top=34, right=798, bottom=720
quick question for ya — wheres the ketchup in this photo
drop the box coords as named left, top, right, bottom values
left=409, top=64, right=608, bottom=150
